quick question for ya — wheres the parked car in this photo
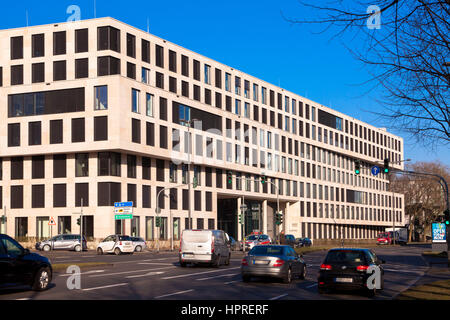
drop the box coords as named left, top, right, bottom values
left=97, top=235, right=134, bottom=255
left=294, top=238, right=303, bottom=248
left=376, top=232, right=392, bottom=245
left=35, top=234, right=87, bottom=252
left=130, top=237, right=146, bottom=252
left=317, top=248, right=385, bottom=297
left=299, top=237, right=312, bottom=247
left=179, top=229, right=231, bottom=267
left=241, top=245, right=306, bottom=283
left=281, top=234, right=297, bottom=247
left=244, top=234, right=272, bottom=250
left=1, top=234, right=53, bottom=291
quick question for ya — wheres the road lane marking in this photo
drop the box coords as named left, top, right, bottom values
left=384, top=268, right=424, bottom=274
left=155, top=289, right=194, bottom=299
left=224, top=280, right=240, bottom=284
left=126, top=271, right=166, bottom=279
left=306, top=283, right=318, bottom=288
left=137, top=262, right=174, bottom=265
left=269, top=294, right=288, bottom=300
left=82, top=283, right=128, bottom=291
left=16, top=298, right=31, bottom=300
left=59, top=270, right=105, bottom=277
left=196, top=273, right=239, bottom=281
left=161, top=267, right=240, bottom=280
left=392, top=272, right=426, bottom=299
left=89, top=266, right=176, bottom=278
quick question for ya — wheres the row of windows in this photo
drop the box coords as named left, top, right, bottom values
left=299, top=224, right=393, bottom=240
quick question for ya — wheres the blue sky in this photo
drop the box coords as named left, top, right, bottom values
left=2, top=0, right=449, bottom=167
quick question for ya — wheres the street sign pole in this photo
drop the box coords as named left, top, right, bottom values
left=81, top=198, right=83, bottom=252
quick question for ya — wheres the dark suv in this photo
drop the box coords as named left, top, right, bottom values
left=317, top=248, right=385, bottom=297
left=0, top=234, right=53, bottom=291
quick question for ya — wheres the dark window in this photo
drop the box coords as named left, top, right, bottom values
left=53, top=60, right=66, bottom=81
left=97, top=182, right=121, bottom=206
left=8, top=123, right=20, bottom=147
left=75, top=29, right=88, bottom=53
left=53, top=154, right=67, bottom=178
left=157, top=186, right=165, bottom=209
left=253, top=105, right=259, bottom=121
left=127, top=155, right=137, bottom=178
left=11, top=65, right=23, bottom=85
left=193, top=85, right=200, bottom=101
left=50, top=119, right=63, bottom=144
left=127, top=184, right=137, bottom=207
left=216, top=169, right=222, bottom=188
left=98, top=152, right=121, bottom=176
left=194, top=191, right=201, bottom=211
left=127, top=62, right=136, bottom=79
left=11, top=157, right=23, bottom=180
left=146, top=122, right=155, bottom=146
left=156, top=159, right=165, bottom=182
left=75, top=58, right=88, bottom=78
left=141, top=39, right=150, bottom=63
left=98, top=56, right=121, bottom=76
left=193, top=60, right=200, bottom=80
left=226, top=96, right=232, bottom=112
left=206, top=192, right=212, bottom=211
left=11, top=36, right=23, bottom=59
left=160, top=125, right=168, bottom=149
left=72, top=118, right=85, bottom=142
left=169, top=50, right=177, bottom=72
left=132, top=118, right=141, bottom=143
left=205, top=89, right=211, bottom=105
left=11, top=186, right=23, bottom=209
left=215, top=92, right=222, bottom=108
left=75, top=183, right=89, bottom=207
left=32, top=63, right=45, bottom=83
left=155, top=45, right=164, bottom=68
left=156, top=72, right=164, bottom=89
left=182, top=81, right=189, bottom=97
left=97, top=26, right=120, bottom=52
left=170, top=188, right=177, bottom=210
left=215, top=68, right=222, bottom=88
left=94, top=116, right=108, bottom=141
left=53, top=31, right=66, bottom=55
left=160, top=97, right=167, bottom=120
left=181, top=55, right=189, bottom=76
left=182, top=189, right=189, bottom=210
left=126, top=33, right=136, bottom=58
left=32, top=34, right=44, bottom=57
left=28, top=121, right=41, bottom=145
left=0, top=67, right=3, bottom=86
left=142, top=157, right=151, bottom=180
left=32, top=185, right=45, bottom=208
left=142, top=185, right=151, bottom=208
left=32, top=156, right=45, bottom=179
left=53, top=184, right=67, bottom=207
left=169, top=76, right=177, bottom=93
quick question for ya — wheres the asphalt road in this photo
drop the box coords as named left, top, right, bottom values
left=0, top=245, right=431, bottom=300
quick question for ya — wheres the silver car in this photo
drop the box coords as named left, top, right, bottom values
left=36, top=234, right=87, bottom=252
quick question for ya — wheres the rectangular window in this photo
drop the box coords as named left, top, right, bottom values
left=142, top=67, right=150, bottom=84
left=53, top=60, right=67, bottom=81
left=75, top=29, right=88, bottom=53
left=127, top=155, right=137, bottom=178
left=50, top=119, right=63, bottom=144
left=98, top=56, right=121, bottom=76
left=32, top=34, right=45, bottom=57
left=126, top=33, right=136, bottom=58
left=53, top=154, right=67, bottom=178
left=97, top=182, right=121, bottom=206
left=145, top=93, right=154, bottom=117
left=75, top=58, right=89, bottom=78
left=160, top=125, right=168, bottom=149
left=131, top=118, right=141, bottom=143
left=169, top=76, right=177, bottom=93
left=97, top=26, right=120, bottom=52
left=75, top=153, right=89, bottom=177
left=8, top=123, right=20, bottom=147
left=94, top=116, right=108, bottom=141
left=11, top=65, right=23, bottom=85
left=72, top=118, right=85, bottom=142
left=142, top=39, right=150, bottom=63
left=32, top=156, right=45, bottom=179
left=193, top=60, right=200, bottom=80
left=156, top=44, right=164, bottom=68
left=32, top=63, right=45, bottom=84
left=225, top=73, right=231, bottom=91
left=11, top=36, right=23, bottom=59
left=156, top=72, right=164, bottom=89
left=132, top=89, right=140, bottom=113
left=146, top=122, right=155, bottom=146
left=235, top=76, right=241, bottom=95
left=75, top=183, right=89, bottom=207
left=94, top=85, right=108, bottom=110
left=204, top=64, right=211, bottom=84
left=215, top=68, right=222, bottom=88
left=127, top=62, right=136, bottom=79
left=32, top=185, right=45, bottom=208
left=98, top=152, right=121, bottom=176
left=53, top=184, right=67, bottom=207
left=169, top=50, right=177, bottom=72
left=28, top=121, right=41, bottom=145
left=181, top=55, right=189, bottom=76
left=53, top=31, right=66, bottom=55
left=11, top=186, right=23, bottom=209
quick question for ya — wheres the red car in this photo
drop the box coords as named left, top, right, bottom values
left=376, top=232, right=392, bottom=245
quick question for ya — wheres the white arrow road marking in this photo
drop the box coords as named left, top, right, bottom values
left=126, top=271, right=166, bottom=279
left=82, top=283, right=128, bottom=291
left=155, top=289, right=194, bottom=299
left=88, top=266, right=176, bottom=278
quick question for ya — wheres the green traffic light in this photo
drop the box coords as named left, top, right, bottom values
left=384, top=168, right=389, bottom=173
left=355, top=170, right=360, bottom=174
left=446, top=221, right=449, bottom=225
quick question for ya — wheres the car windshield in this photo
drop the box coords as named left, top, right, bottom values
left=258, top=235, right=269, bottom=240
left=325, top=250, right=366, bottom=265
left=247, top=235, right=258, bottom=240
left=378, top=233, right=389, bottom=238
left=285, top=235, right=294, bottom=240
left=119, top=236, right=132, bottom=241
left=249, top=246, right=284, bottom=256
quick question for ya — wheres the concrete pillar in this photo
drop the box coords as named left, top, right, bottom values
left=262, top=200, right=268, bottom=235
left=237, top=197, right=242, bottom=241
left=284, top=202, right=290, bottom=233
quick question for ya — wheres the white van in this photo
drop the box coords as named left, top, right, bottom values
left=179, top=229, right=231, bottom=267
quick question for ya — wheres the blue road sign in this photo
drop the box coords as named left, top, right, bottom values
left=371, top=166, right=380, bottom=176
left=114, top=201, right=133, bottom=208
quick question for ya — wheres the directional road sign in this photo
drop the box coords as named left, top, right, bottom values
left=114, top=202, right=133, bottom=208
left=371, top=166, right=380, bottom=176
left=115, top=214, right=133, bottom=220
left=114, top=207, right=133, bottom=214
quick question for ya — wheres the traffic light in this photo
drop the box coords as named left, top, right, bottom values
left=275, top=212, right=283, bottom=225
left=239, top=213, right=243, bottom=225
left=76, top=218, right=81, bottom=226
left=384, top=158, right=390, bottom=173
left=0, top=216, right=6, bottom=223
left=444, top=209, right=450, bottom=225
left=227, top=171, right=233, bottom=184
left=355, top=160, right=361, bottom=175
left=261, top=175, right=266, bottom=184
left=156, top=216, right=161, bottom=227
left=193, top=176, right=198, bottom=188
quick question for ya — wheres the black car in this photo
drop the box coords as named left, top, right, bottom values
left=0, top=234, right=53, bottom=291
left=317, top=248, right=385, bottom=297
left=296, top=237, right=312, bottom=247
left=281, top=234, right=297, bottom=247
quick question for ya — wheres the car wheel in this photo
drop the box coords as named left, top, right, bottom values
left=242, top=275, right=251, bottom=282
left=212, top=255, right=220, bottom=268
left=97, top=248, right=103, bottom=255
left=43, top=245, right=51, bottom=252
left=114, top=247, right=121, bottom=255
left=32, top=266, right=52, bottom=291
left=299, top=265, right=307, bottom=280
left=283, top=267, right=292, bottom=284
left=74, top=245, right=81, bottom=252
left=135, top=245, right=142, bottom=252
left=366, top=287, right=376, bottom=298
left=180, top=261, right=187, bottom=267
left=225, top=254, right=231, bottom=266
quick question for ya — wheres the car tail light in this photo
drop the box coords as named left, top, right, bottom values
left=356, top=265, right=369, bottom=271
left=320, top=264, right=332, bottom=270
left=119, top=241, right=122, bottom=245
left=273, top=259, right=285, bottom=267
left=211, top=237, right=215, bottom=254
left=241, top=258, right=248, bottom=266
left=179, top=234, right=182, bottom=253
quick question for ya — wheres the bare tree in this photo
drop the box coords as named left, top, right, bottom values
left=287, top=1, right=450, bottom=146
left=391, top=161, right=450, bottom=241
